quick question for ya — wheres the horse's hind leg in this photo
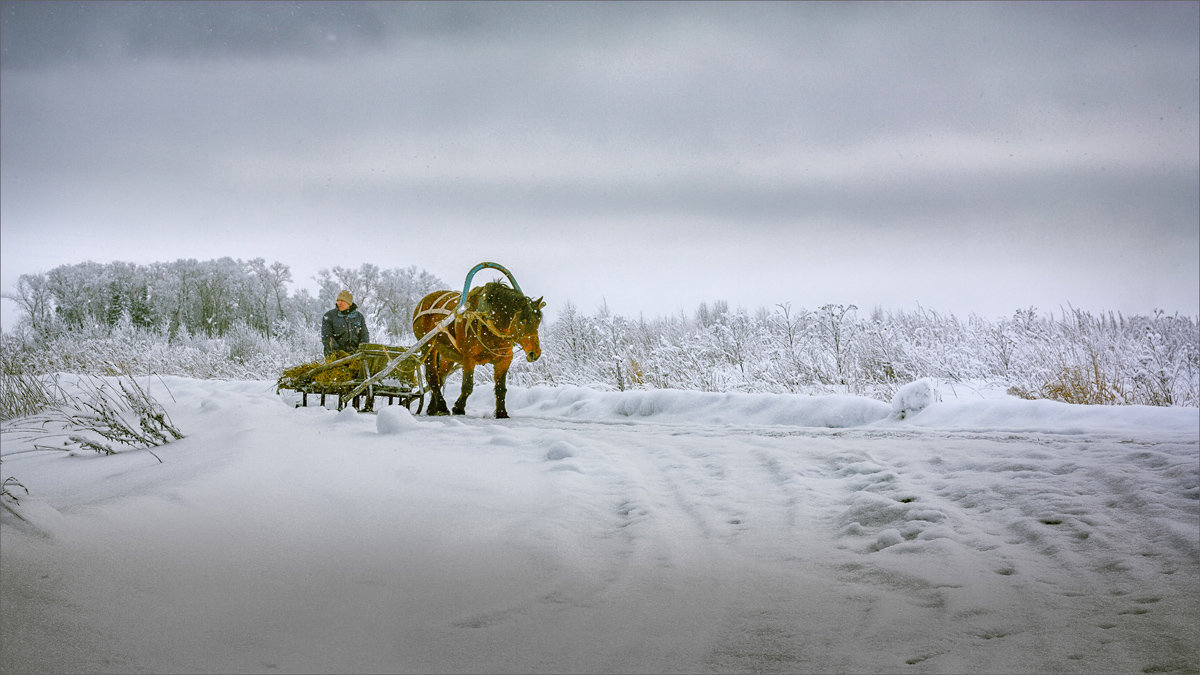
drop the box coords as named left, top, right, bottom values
left=425, top=352, right=450, bottom=415
left=453, top=365, right=474, bottom=415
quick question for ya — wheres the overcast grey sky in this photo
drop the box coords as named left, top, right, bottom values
left=2, top=0, right=1197, bottom=329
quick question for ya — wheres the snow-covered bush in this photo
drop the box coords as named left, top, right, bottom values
left=517, top=304, right=1198, bottom=407
left=2, top=373, right=184, bottom=459
left=0, top=335, right=68, bottom=420
left=1001, top=309, right=1199, bottom=407
left=0, top=319, right=319, bottom=384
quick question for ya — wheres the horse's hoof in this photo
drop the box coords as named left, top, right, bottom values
left=495, top=411, right=509, bottom=419
left=452, top=408, right=466, bottom=415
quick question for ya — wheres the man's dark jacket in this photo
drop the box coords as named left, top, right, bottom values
left=322, top=303, right=369, bottom=357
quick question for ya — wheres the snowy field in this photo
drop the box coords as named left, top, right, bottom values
left=2, top=377, right=1197, bottom=674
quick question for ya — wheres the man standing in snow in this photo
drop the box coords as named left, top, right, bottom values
left=322, top=290, right=369, bottom=359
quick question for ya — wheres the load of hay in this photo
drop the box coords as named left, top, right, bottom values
left=276, top=351, right=362, bottom=392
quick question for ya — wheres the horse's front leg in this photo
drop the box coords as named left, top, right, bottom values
left=453, top=359, right=475, bottom=415
left=493, top=354, right=513, bottom=419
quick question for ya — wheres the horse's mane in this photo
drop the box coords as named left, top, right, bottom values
left=469, top=281, right=528, bottom=322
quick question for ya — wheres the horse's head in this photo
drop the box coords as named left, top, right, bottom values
left=515, top=295, right=546, bottom=362
left=477, top=282, right=546, bottom=362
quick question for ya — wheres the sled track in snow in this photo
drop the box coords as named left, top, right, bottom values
left=422, top=412, right=1199, bottom=673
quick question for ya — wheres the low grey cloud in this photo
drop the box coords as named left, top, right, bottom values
left=2, top=1, right=1196, bottom=326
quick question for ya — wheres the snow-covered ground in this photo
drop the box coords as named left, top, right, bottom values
left=2, top=377, right=1197, bottom=674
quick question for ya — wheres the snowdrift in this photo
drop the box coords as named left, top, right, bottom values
left=504, top=381, right=1198, bottom=437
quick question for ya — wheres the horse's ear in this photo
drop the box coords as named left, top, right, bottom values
left=536, top=297, right=545, bottom=309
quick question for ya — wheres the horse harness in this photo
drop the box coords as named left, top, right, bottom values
left=414, top=288, right=526, bottom=360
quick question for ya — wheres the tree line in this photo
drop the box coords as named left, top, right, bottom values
left=526, top=301, right=1199, bottom=407
left=3, top=258, right=1198, bottom=408
left=3, top=258, right=444, bottom=343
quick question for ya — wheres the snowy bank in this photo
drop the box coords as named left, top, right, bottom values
left=506, top=384, right=892, bottom=428
left=505, top=381, right=1198, bottom=438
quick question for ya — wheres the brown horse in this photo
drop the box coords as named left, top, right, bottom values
left=412, top=281, right=545, bottom=418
